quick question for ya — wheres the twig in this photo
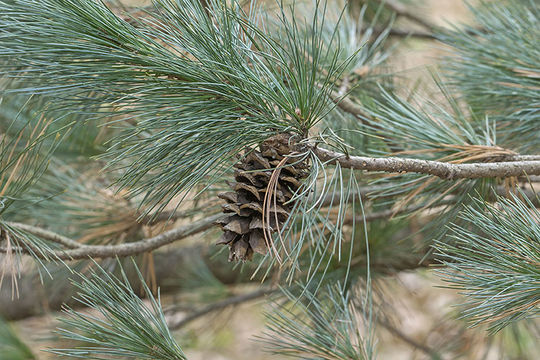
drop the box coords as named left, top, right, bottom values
left=344, top=188, right=540, bottom=224
left=1, top=214, right=223, bottom=260
left=330, top=89, right=369, bottom=119
left=167, top=287, right=275, bottom=330
left=140, top=205, right=218, bottom=225
left=377, top=0, right=437, bottom=32
left=320, top=185, right=393, bottom=206
left=378, top=319, right=441, bottom=359
left=329, top=91, right=540, bottom=159
left=346, top=200, right=454, bottom=225
left=507, top=155, right=540, bottom=161
left=1, top=183, right=536, bottom=261
left=370, top=256, right=436, bottom=274
left=328, top=89, right=404, bottom=151
left=6, top=222, right=82, bottom=249
left=140, top=209, right=183, bottom=225
left=385, top=27, right=435, bottom=39
left=0, top=246, right=264, bottom=321
left=313, top=147, right=540, bottom=180
left=337, top=76, right=350, bottom=97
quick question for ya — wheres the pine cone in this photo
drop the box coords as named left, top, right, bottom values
left=215, top=134, right=309, bottom=261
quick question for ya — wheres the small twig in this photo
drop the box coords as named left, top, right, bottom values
left=322, top=185, right=538, bottom=207
left=385, top=27, right=435, bottom=39
left=6, top=222, right=82, bottom=249
left=0, top=214, right=223, bottom=260
left=345, top=200, right=455, bottom=225
left=378, top=318, right=441, bottom=359
left=139, top=209, right=183, bottom=225
left=320, top=185, right=393, bottom=206
left=140, top=205, right=218, bottom=225
left=329, top=89, right=369, bottom=119
left=313, top=147, right=540, bottom=180
left=167, top=287, right=275, bottom=330
left=328, top=89, right=404, bottom=151
left=377, top=0, right=437, bottom=32
left=507, top=154, right=540, bottom=161
left=337, top=76, right=350, bottom=97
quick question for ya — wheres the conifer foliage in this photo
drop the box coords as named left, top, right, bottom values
left=0, top=0, right=538, bottom=358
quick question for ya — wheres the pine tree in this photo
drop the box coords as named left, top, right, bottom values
left=0, top=0, right=538, bottom=359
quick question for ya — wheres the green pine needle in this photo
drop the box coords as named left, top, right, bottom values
left=435, top=192, right=540, bottom=334
left=49, top=259, right=186, bottom=360
left=260, top=283, right=374, bottom=359
left=439, top=0, right=540, bottom=152
left=0, top=0, right=353, bottom=213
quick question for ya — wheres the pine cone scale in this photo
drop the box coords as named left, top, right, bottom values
left=215, top=134, right=309, bottom=261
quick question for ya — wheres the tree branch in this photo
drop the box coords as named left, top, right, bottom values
left=377, top=0, right=437, bottom=32
left=6, top=222, right=82, bottom=249
left=346, top=201, right=452, bottom=224
left=384, top=27, right=435, bottom=39
left=378, top=318, right=441, bottom=359
left=1, top=214, right=222, bottom=260
left=2, top=182, right=537, bottom=261
left=140, top=207, right=215, bottom=225
left=0, top=246, right=262, bottom=321
left=313, top=147, right=540, bottom=179
left=330, top=89, right=369, bottom=120
left=167, top=287, right=275, bottom=330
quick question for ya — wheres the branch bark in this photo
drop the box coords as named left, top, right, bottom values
left=313, top=147, right=540, bottom=179
left=330, top=89, right=369, bottom=119
left=377, top=0, right=437, bottom=32
left=2, top=183, right=537, bottom=261
left=6, top=222, right=82, bottom=249
left=384, top=27, right=435, bottom=39
left=1, top=214, right=222, bottom=260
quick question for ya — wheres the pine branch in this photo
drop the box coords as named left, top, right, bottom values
left=5, top=222, right=82, bottom=249
left=261, top=284, right=374, bottom=359
left=49, top=260, right=186, bottom=359
left=435, top=192, right=540, bottom=333
left=440, top=1, right=539, bottom=152
left=376, top=0, right=437, bottom=32
left=378, top=319, right=441, bottom=359
left=346, top=201, right=453, bottom=224
left=313, top=147, right=540, bottom=179
left=3, top=182, right=538, bottom=262
left=330, top=90, right=540, bottom=160
left=0, top=0, right=352, bottom=213
left=0, top=246, right=262, bottom=321
left=167, top=287, right=275, bottom=330
left=382, top=27, right=434, bottom=39
left=330, top=89, right=370, bottom=119
left=1, top=214, right=222, bottom=260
